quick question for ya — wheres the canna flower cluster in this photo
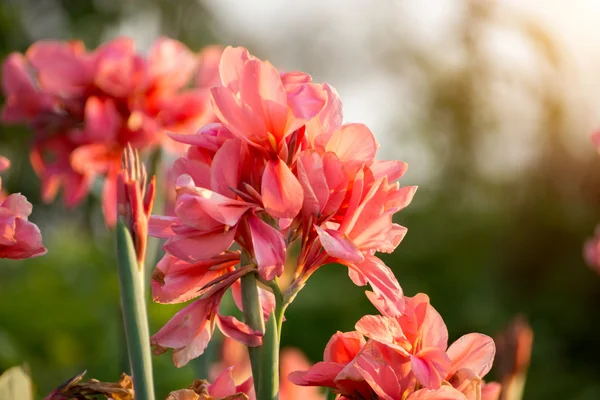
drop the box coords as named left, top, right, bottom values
left=0, top=155, right=46, bottom=259
left=149, top=46, right=416, bottom=366
left=1, top=38, right=222, bottom=226
left=290, top=293, right=501, bottom=400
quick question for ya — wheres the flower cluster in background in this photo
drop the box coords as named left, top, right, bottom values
left=1, top=38, right=221, bottom=225
left=0, top=155, right=45, bottom=259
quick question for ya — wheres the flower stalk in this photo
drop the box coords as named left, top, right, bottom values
left=240, top=251, right=265, bottom=392
left=116, top=145, right=156, bottom=400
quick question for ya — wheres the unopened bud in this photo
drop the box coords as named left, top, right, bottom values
left=117, top=144, right=155, bottom=267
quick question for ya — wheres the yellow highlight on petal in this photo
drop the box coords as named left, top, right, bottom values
left=128, top=112, right=144, bottom=131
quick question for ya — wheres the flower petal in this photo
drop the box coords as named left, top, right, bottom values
left=164, top=228, right=236, bottom=263
left=261, top=158, right=304, bottom=219
left=248, top=214, right=286, bottom=281
left=447, top=333, right=496, bottom=379
left=411, top=347, right=451, bottom=389
left=216, top=313, right=263, bottom=347
left=315, top=225, right=364, bottom=264
left=323, top=331, right=366, bottom=364
left=351, top=255, right=404, bottom=318
left=287, top=362, right=344, bottom=388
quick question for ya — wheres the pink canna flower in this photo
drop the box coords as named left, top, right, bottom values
left=1, top=37, right=222, bottom=226
left=0, top=155, right=46, bottom=259
left=149, top=45, right=415, bottom=368
left=291, top=294, right=500, bottom=400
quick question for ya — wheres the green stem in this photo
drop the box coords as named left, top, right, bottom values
left=116, top=219, right=155, bottom=400
left=240, top=252, right=265, bottom=393
left=259, top=311, right=279, bottom=400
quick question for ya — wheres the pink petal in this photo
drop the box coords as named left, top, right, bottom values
left=419, top=302, right=449, bottom=351
left=83, top=96, right=121, bottom=143
left=175, top=185, right=251, bottom=228
left=354, top=315, right=409, bottom=356
left=350, top=255, right=404, bottom=318
left=164, top=228, right=236, bottom=263
left=0, top=217, right=46, bottom=259
left=387, top=185, right=418, bottom=213
left=296, top=151, right=329, bottom=217
left=287, top=362, right=344, bottom=388
left=239, top=59, right=288, bottom=141
left=219, top=46, right=252, bottom=92
left=151, top=296, right=218, bottom=367
left=26, top=40, right=91, bottom=95
left=447, top=333, right=496, bottom=379
left=208, top=368, right=237, bottom=398
left=148, top=37, right=197, bottom=91
left=216, top=313, right=263, bottom=347
left=321, top=152, right=348, bottom=217
left=285, top=82, right=327, bottom=136
left=325, top=123, right=377, bottom=178
left=148, top=216, right=178, bottom=238
left=370, top=160, right=408, bottom=182
left=315, top=225, right=364, bottom=264
left=152, top=253, right=239, bottom=304
left=323, top=331, right=367, bottom=364
left=210, top=86, right=267, bottom=144
left=411, top=348, right=452, bottom=389
left=353, top=352, right=402, bottom=400
left=248, top=214, right=286, bottom=281
left=261, top=158, right=304, bottom=219
left=210, top=139, right=242, bottom=198
left=1, top=194, right=33, bottom=219
left=305, top=83, right=343, bottom=151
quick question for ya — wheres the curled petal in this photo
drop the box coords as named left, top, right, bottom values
left=315, top=225, right=363, bottom=264
left=351, top=255, right=404, bottom=318
left=288, top=362, right=343, bottom=388
left=216, top=313, right=263, bottom=347
left=151, top=296, right=218, bottom=367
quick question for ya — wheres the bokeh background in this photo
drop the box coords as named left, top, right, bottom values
left=1, top=0, right=600, bottom=398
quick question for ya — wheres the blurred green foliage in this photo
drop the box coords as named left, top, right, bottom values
left=1, top=1, right=600, bottom=399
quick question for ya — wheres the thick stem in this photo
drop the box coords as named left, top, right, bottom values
left=240, top=252, right=265, bottom=393
left=259, top=311, right=279, bottom=400
left=116, top=220, right=155, bottom=400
